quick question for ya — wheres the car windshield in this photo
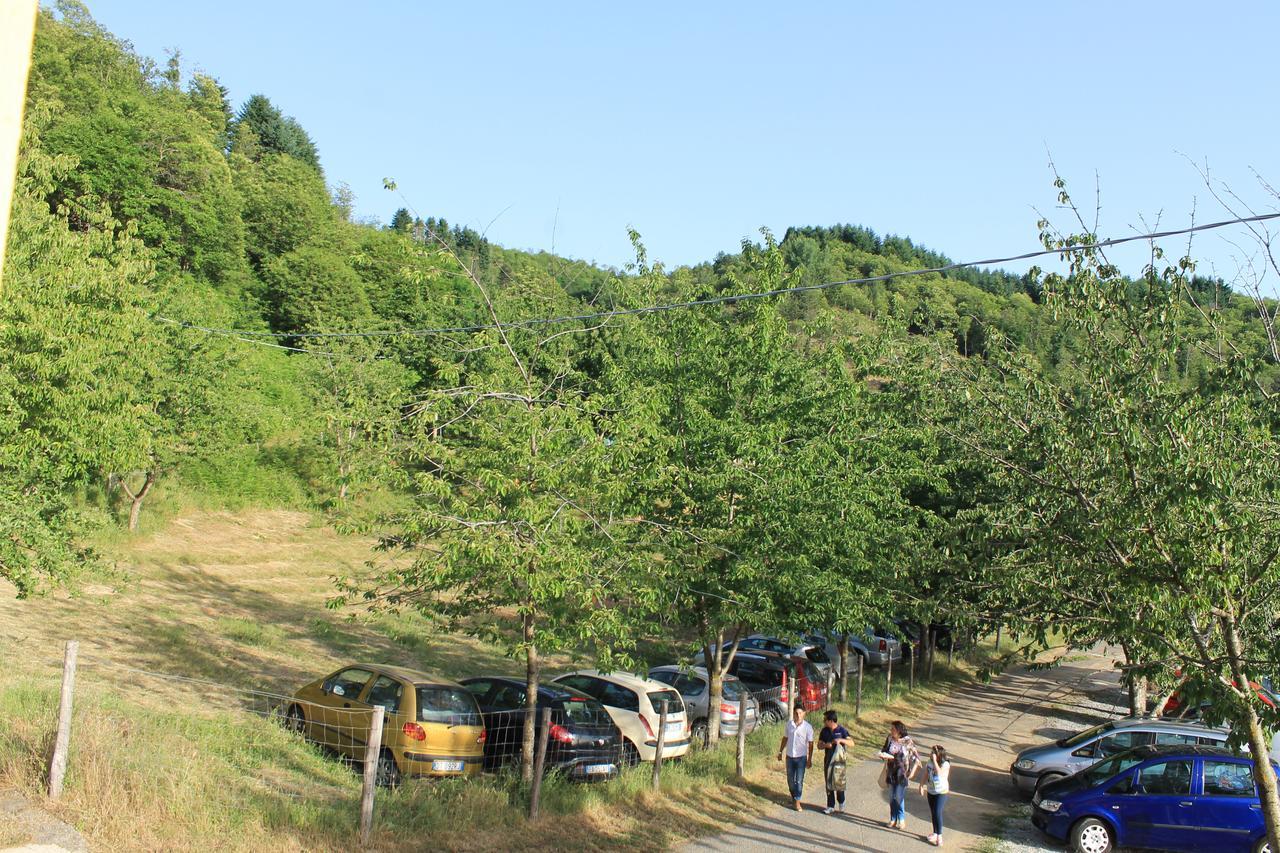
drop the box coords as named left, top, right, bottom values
left=722, top=679, right=745, bottom=701
left=803, top=662, right=822, bottom=682
left=1081, top=750, right=1145, bottom=787
left=648, top=689, right=682, bottom=713
left=416, top=686, right=482, bottom=725
left=807, top=647, right=830, bottom=664
left=1059, top=721, right=1115, bottom=748
left=556, top=697, right=612, bottom=726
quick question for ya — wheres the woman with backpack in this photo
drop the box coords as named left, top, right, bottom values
left=878, top=720, right=920, bottom=829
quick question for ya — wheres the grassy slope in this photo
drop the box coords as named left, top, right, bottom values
left=0, top=510, right=986, bottom=851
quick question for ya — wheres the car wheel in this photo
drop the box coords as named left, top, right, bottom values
left=1255, top=838, right=1273, bottom=853
left=690, top=719, right=709, bottom=748
left=375, top=749, right=401, bottom=788
left=1070, top=817, right=1114, bottom=853
left=761, top=706, right=784, bottom=725
left=284, top=703, right=306, bottom=734
left=1034, top=772, right=1064, bottom=795
left=622, top=741, right=641, bottom=767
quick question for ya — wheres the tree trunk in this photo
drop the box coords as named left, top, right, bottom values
left=120, top=470, right=156, bottom=531
left=837, top=636, right=849, bottom=702
left=1121, top=644, right=1146, bottom=716
left=705, top=632, right=723, bottom=747
left=521, top=614, right=539, bottom=783
left=1222, top=615, right=1280, bottom=853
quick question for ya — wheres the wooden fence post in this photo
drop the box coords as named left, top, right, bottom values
left=995, top=623, right=1002, bottom=651
left=359, top=705, right=385, bottom=848
left=651, top=699, right=668, bottom=791
left=908, top=642, right=916, bottom=691
left=735, top=690, right=747, bottom=779
left=529, top=707, right=550, bottom=820
left=854, top=655, right=864, bottom=718
left=47, top=640, right=78, bottom=800
left=885, top=652, right=893, bottom=703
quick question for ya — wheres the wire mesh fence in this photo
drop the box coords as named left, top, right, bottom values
left=17, top=638, right=794, bottom=841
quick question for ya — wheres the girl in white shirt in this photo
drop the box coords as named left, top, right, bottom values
left=918, top=744, right=951, bottom=846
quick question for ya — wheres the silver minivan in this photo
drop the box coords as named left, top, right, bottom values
left=1010, top=717, right=1228, bottom=793
left=648, top=665, right=760, bottom=745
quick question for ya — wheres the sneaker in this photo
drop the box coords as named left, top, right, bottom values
left=823, top=806, right=834, bottom=815
left=927, top=835, right=938, bottom=845
left=935, top=836, right=943, bottom=847
left=837, top=803, right=845, bottom=814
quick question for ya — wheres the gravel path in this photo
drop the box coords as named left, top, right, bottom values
left=681, top=650, right=1125, bottom=852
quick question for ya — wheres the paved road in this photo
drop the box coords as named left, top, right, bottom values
left=682, top=652, right=1124, bottom=852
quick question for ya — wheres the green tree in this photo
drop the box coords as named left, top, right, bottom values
left=230, top=93, right=320, bottom=170
left=948, top=184, right=1280, bottom=847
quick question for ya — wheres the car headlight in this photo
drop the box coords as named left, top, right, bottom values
left=1015, top=759, right=1036, bottom=770
left=1037, top=799, right=1063, bottom=813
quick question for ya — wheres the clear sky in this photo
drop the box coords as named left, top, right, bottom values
left=80, top=1, right=1280, bottom=282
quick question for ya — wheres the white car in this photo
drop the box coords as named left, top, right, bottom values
left=551, top=670, right=691, bottom=763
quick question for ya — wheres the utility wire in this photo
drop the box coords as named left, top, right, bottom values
left=158, top=211, right=1280, bottom=343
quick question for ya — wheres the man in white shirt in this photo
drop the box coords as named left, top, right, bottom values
left=776, top=703, right=815, bottom=811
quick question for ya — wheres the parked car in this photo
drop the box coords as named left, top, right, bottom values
left=1163, top=678, right=1278, bottom=718
left=550, top=670, right=691, bottom=764
left=806, top=628, right=902, bottom=675
left=459, top=676, right=621, bottom=781
left=892, top=619, right=962, bottom=652
left=725, top=653, right=796, bottom=723
left=286, top=663, right=485, bottom=786
left=647, top=665, right=760, bottom=745
left=725, top=650, right=828, bottom=715
left=1010, top=716, right=1230, bottom=794
left=1031, top=744, right=1279, bottom=853
left=738, top=635, right=834, bottom=690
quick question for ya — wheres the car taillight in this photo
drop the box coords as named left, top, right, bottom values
left=402, top=722, right=426, bottom=741
left=879, top=639, right=887, bottom=652
left=720, top=703, right=737, bottom=716
left=549, top=724, right=574, bottom=745
left=477, top=729, right=487, bottom=744
left=639, top=714, right=655, bottom=739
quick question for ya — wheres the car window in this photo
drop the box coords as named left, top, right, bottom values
left=674, top=675, right=705, bottom=697
left=1153, top=732, right=1200, bottom=746
left=329, top=668, right=374, bottom=700
left=647, top=689, right=682, bottom=714
left=463, top=679, right=494, bottom=701
left=1136, top=760, right=1193, bottom=796
left=1082, top=752, right=1146, bottom=786
left=722, top=678, right=745, bottom=702
left=1203, top=760, right=1255, bottom=797
left=365, top=676, right=403, bottom=712
left=802, top=662, right=822, bottom=683
left=490, top=684, right=526, bottom=711
left=1098, top=730, right=1147, bottom=757
left=807, top=647, right=830, bottom=664
left=556, top=675, right=600, bottom=698
left=416, top=686, right=481, bottom=725
left=1197, top=735, right=1226, bottom=746
left=1062, top=721, right=1114, bottom=749
left=648, top=671, right=677, bottom=687
left=597, top=682, right=639, bottom=712
left=555, top=696, right=612, bottom=726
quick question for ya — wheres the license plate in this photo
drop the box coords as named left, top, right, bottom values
left=584, top=763, right=615, bottom=775
left=664, top=722, right=684, bottom=737
left=431, top=760, right=465, bottom=772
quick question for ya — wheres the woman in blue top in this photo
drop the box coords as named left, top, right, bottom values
left=817, top=710, right=852, bottom=814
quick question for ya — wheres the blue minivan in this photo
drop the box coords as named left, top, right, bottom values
left=1032, top=744, right=1276, bottom=853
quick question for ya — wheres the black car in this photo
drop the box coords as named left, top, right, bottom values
left=459, top=676, right=622, bottom=781
left=725, top=653, right=800, bottom=723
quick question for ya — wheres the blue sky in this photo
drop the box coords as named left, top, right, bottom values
left=82, top=1, right=1280, bottom=282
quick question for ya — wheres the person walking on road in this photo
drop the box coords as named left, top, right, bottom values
left=919, top=744, right=951, bottom=846
left=776, top=703, right=814, bottom=811
left=817, top=709, right=852, bottom=814
left=878, top=720, right=920, bottom=830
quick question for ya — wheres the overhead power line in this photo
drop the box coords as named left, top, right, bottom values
left=159, top=211, right=1280, bottom=345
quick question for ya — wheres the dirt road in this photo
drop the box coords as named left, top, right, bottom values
left=682, top=651, right=1124, bottom=852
